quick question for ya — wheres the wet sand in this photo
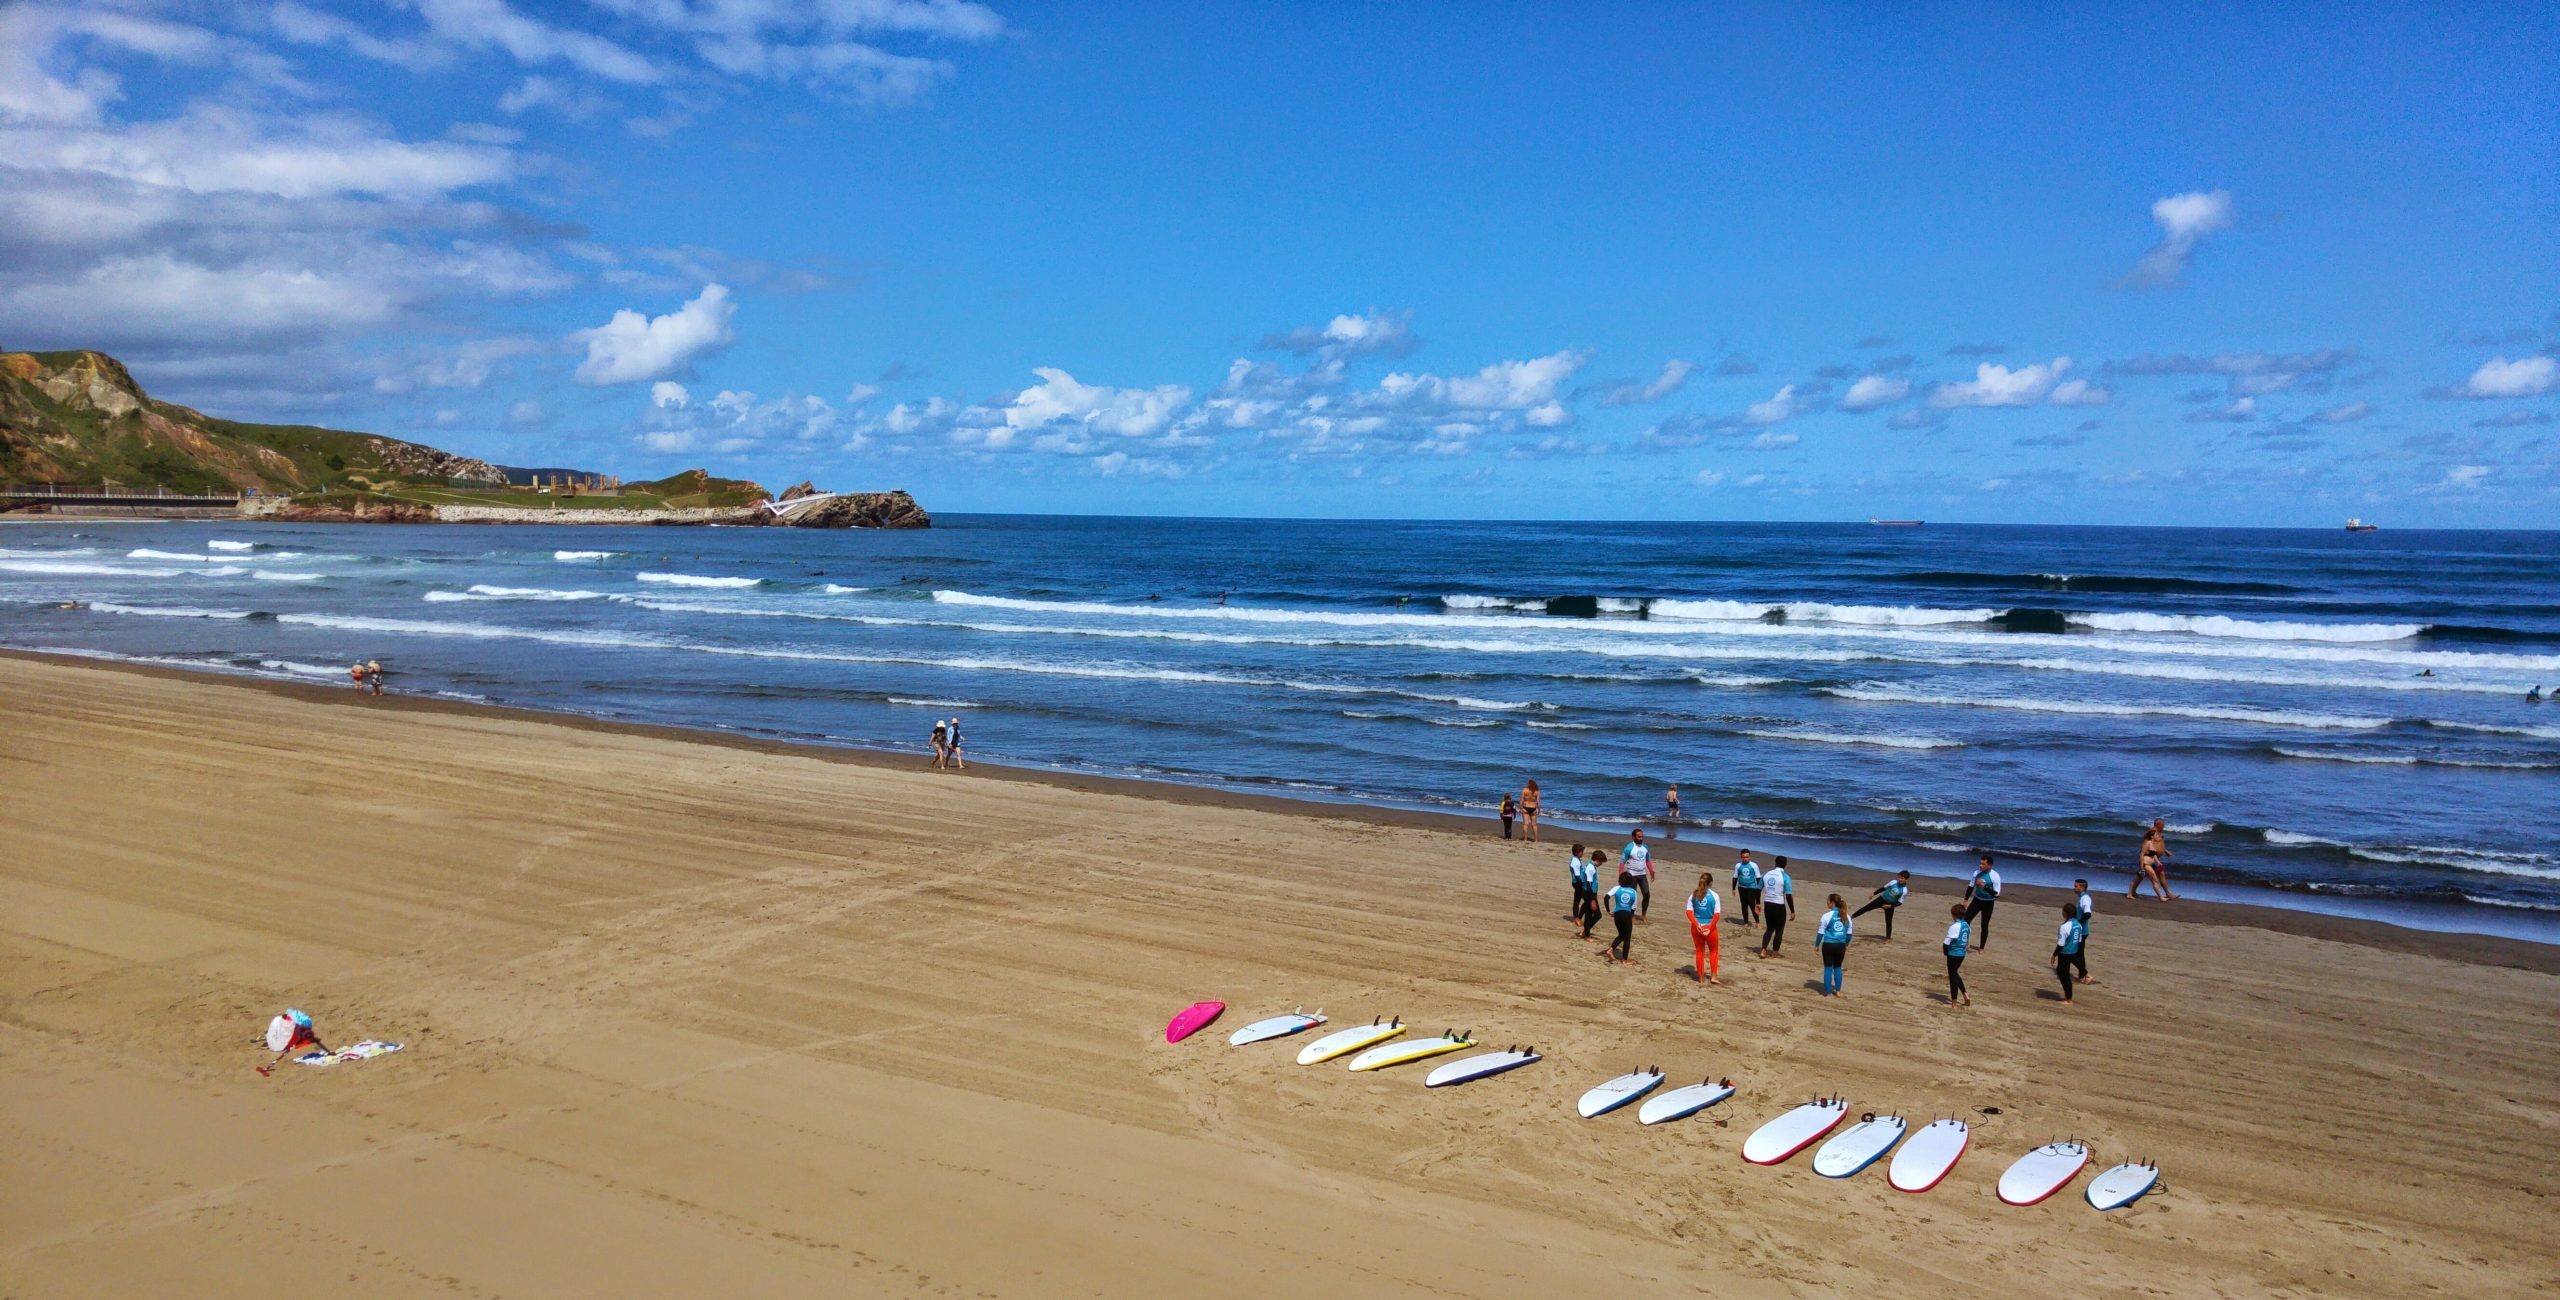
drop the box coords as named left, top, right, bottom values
left=4, top=651, right=2556, bottom=1297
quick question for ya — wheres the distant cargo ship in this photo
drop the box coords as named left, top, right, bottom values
left=2345, top=517, right=2378, bottom=532
left=1869, top=518, right=1925, bottom=527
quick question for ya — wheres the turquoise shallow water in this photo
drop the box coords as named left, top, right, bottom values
left=5, top=515, right=2556, bottom=929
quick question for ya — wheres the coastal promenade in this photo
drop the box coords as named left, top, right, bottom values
left=2, top=653, right=2555, bottom=1298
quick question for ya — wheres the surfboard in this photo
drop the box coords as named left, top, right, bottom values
left=1346, top=1031, right=1475, bottom=1072
left=1998, top=1141, right=2092, bottom=1205
left=1228, top=1009, right=1326, bottom=1046
left=1297, top=1018, right=1403, bottom=1065
left=2085, top=1161, right=2159, bottom=1211
left=1424, top=1048, right=1540, bottom=1087
left=1741, top=1098, right=1850, bottom=1164
left=1165, top=1001, right=1225, bottom=1043
left=1812, top=1114, right=1907, bottom=1178
left=1887, top=1119, right=1969, bottom=1192
left=1636, top=1079, right=1735, bottom=1125
left=1576, top=1069, right=1665, bottom=1118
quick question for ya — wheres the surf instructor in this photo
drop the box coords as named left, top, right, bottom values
left=1623, top=829, right=1653, bottom=916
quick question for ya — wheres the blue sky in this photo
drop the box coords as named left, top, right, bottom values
left=2, top=2, right=2554, bottom=525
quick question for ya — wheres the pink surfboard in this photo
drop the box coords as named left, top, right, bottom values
left=1165, top=1001, right=1226, bottom=1043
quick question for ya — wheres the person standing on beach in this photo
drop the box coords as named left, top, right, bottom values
left=1941, top=903, right=1972, bottom=1007
left=1684, top=871, right=1723, bottom=984
left=1756, top=856, right=1794, bottom=957
left=2072, top=878, right=2098, bottom=984
left=349, top=661, right=367, bottom=693
left=1623, top=829, right=1653, bottom=916
left=945, top=718, right=966, bottom=770
left=1604, top=873, right=1640, bottom=965
left=1849, top=870, right=1911, bottom=939
left=1499, top=794, right=1518, bottom=839
left=930, top=720, right=949, bottom=770
left=364, top=660, right=384, bottom=696
left=1519, top=780, right=1543, bottom=843
left=1963, top=854, right=2002, bottom=949
left=1733, top=850, right=1763, bottom=924
left=2132, top=819, right=2176, bottom=900
left=2053, top=903, right=2088, bottom=1005
left=1665, top=786, right=1681, bottom=823
left=1568, top=844, right=1595, bottom=926
left=1580, top=850, right=1610, bottom=940
left=1816, top=894, right=1853, bottom=997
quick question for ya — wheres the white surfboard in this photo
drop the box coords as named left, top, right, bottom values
left=1424, top=1048, right=1541, bottom=1087
left=1637, top=1079, right=1735, bottom=1125
left=1577, top=1069, right=1666, bottom=1118
left=1998, top=1141, right=2092, bottom=1205
left=1229, top=1009, right=1326, bottom=1046
left=1347, top=1032, right=1475, bottom=1072
left=2086, top=1161, right=2159, bottom=1211
left=1296, top=1018, right=1403, bottom=1065
left=1888, top=1119, right=1970, bottom=1193
left=1812, top=1114, right=1907, bottom=1178
left=1741, top=1099, right=1849, bottom=1164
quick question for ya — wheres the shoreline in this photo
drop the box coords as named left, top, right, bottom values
left=12, top=644, right=2554, bottom=973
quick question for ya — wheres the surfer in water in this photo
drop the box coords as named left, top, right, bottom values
left=1685, top=871, right=1723, bottom=984
left=1579, top=850, right=1610, bottom=939
left=1756, top=856, right=1794, bottom=957
left=1816, top=894, right=1853, bottom=996
left=1733, top=850, right=1762, bottom=924
left=1941, top=903, right=1972, bottom=1008
left=1604, top=872, right=1640, bottom=965
left=2131, top=819, right=2175, bottom=900
left=1963, top=853, right=2002, bottom=947
left=2053, top=902, right=2089, bottom=1006
left=1849, top=869, right=1912, bottom=939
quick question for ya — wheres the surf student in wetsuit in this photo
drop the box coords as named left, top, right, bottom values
left=1963, top=854, right=2002, bottom=948
left=1684, top=871, right=1723, bottom=984
left=2071, top=878, right=2098, bottom=984
left=1850, top=869, right=1911, bottom=939
left=1499, top=795, right=1517, bottom=839
left=1580, top=851, right=1610, bottom=939
left=1817, top=895, right=1853, bottom=996
left=2053, top=903, right=2088, bottom=1005
left=1568, top=844, right=1596, bottom=928
left=1756, top=856, right=1794, bottom=957
left=1733, top=850, right=1763, bottom=924
left=1605, top=874, right=1640, bottom=964
left=1941, top=904, right=1972, bottom=1007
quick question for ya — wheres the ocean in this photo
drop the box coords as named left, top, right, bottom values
left=5, top=516, right=2556, bottom=936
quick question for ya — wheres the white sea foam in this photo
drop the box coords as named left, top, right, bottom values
left=91, top=600, right=255, bottom=619
left=1823, top=685, right=2388, bottom=730
left=207, top=539, right=255, bottom=551
left=1525, top=720, right=1598, bottom=730
left=1651, top=598, right=1998, bottom=626
left=820, top=584, right=870, bottom=594
left=1425, top=717, right=1505, bottom=728
left=1995, top=656, right=2525, bottom=695
left=2067, top=611, right=2424, bottom=642
left=554, top=549, right=617, bottom=561
left=1917, top=819, right=1973, bottom=830
left=252, top=570, right=320, bottom=582
left=424, top=584, right=608, bottom=603
left=2163, top=822, right=2216, bottom=835
left=2350, top=845, right=2560, bottom=882
left=258, top=658, right=347, bottom=677
left=2431, top=720, right=2560, bottom=742
left=0, top=560, right=191, bottom=577
left=1741, top=728, right=1958, bottom=750
left=128, top=547, right=221, bottom=561
left=887, top=697, right=975, bottom=708
left=2461, top=894, right=2560, bottom=911
left=2262, top=829, right=2347, bottom=848
left=1442, top=594, right=1541, bottom=611
left=637, top=571, right=763, bottom=588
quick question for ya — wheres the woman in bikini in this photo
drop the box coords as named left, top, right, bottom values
left=2131, top=818, right=2176, bottom=900
left=1519, top=780, right=1542, bottom=843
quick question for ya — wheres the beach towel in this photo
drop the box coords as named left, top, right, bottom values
left=294, top=1040, right=405, bottom=1067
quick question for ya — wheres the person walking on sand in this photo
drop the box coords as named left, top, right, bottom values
left=930, top=719, right=949, bottom=770
left=1568, top=843, right=1596, bottom=926
left=1756, top=856, right=1794, bottom=957
left=1622, top=828, right=1654, bottom=916
left=1604, top=872, right=1641, bottom=965
left=1849, top=869, right=1911, bottom=939
left=2071, top=878, right=2099, bottom=984
left=1733, top=849, right=1763, bottom=924
left=349, top=661, right=368, bottom=693
left=258, top=1008, right=334, bottom=1076
left=2131, top=819, right=2176, bottom=899
left=945, top=718, right=966, bottom=770
left=2053, top=903, right=2088, bottom=1006
left=1816, top=894, right=1853, bottom=997
left=1580, top=850, right=1610, bottom=940
left=1665, top=785, right=1681, bottom=823
left=1684, top=871, right=1724, bottom=984
left=1963, top=853, right=2002, bottom=949
left=1519, top=780, right=1543, bottom=842
left=1941, top=903, right=1972, bottom=1007
left=1499, top=794, right=1518, bottom=840
left=365, top=660, right=384, bottom=696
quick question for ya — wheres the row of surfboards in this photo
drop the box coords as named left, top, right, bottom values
left=1171, top=1003, right=2161, bottom=1211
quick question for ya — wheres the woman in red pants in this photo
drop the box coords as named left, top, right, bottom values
left=1683, top=870, right=1724, bottom=985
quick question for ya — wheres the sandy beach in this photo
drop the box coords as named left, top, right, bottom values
left=3, top=651, right=2555, bottom=1298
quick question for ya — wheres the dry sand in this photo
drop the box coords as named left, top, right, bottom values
left=3, top=652, right=2556, bottom=1298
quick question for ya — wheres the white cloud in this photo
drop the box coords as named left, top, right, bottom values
left=651, top=380, right=690, bottom=408
left=1930, top=357, right=2086, bottom=409
left=2047, top=378, right=2110, bottom=406
left=1596, top=358, right=1694, bottom=407
left=1381, top=350, right=1586, bottom=410
left=412, top=0, right=663, bottom=84
left=2313, top=400, right=2372, bottom=424
left=1003, top=368, right=1191, bottom=438
left=2444, top=464, right=2490, bottom=489
left=1837, top=374, right=1910, bottom=413
left=1743, top=384, right=1800, bottom=425
left=2459, top=355, right=2557, bottom=399
left=2123, top=189, right=2233, bottom=288
left=1524, top=400, right=1571, bottom=428
left=1692, top=469, right=1725, bottom=488
left=1747, top=431, right=1798, bottom=450
left=572, top=283, right=736, bottom=385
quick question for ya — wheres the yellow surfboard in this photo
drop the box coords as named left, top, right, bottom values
left=1346, top=1032, right=1475, bottom=1072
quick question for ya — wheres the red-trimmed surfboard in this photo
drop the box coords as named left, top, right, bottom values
left=1741, top=1098, right=1849, bottom=1164
left=1997, top=1141, right=2092, bottom=1205
left=1164, top=1001, right=1226, bottom=1043
left=1888, top=1119, right=1970, bottom=1192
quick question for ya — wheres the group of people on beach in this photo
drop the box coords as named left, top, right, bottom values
left=1549, top=815, right=2151, bottom=1009
left=346, top=660, right=383, bottom=695
left=928, top=717, right=968, bottom=770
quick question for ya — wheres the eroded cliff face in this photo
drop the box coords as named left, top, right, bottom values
left=775, top=490, right=931, bottom=528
